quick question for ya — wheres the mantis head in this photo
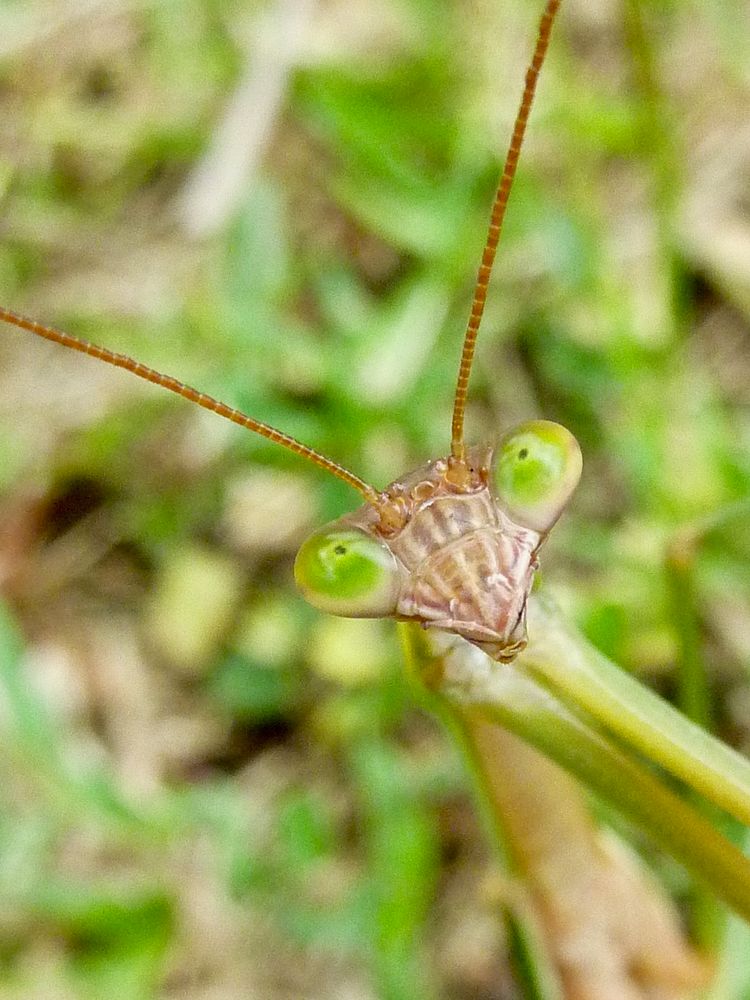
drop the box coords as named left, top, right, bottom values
left=294, top=420, right=581, bottom=661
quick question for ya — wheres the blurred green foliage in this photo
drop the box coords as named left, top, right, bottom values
left=0, top=0, right=749, bottom=996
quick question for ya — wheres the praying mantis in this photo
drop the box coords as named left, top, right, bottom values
left=3, top=0, right=750, bottom=996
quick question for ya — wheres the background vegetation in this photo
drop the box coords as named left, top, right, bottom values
left=0, top=0, right=749, bottom=996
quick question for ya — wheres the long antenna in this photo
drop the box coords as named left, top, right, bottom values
left=0, top=306, right=379, bottom=505
left=450, top=0, right=562, bottom=462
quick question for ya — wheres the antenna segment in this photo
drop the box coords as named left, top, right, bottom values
left=0, top=306, right=379, bottom=504
left=450, top=0, right=562, bottom=461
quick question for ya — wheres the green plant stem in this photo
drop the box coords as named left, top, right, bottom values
left=665, top=496, right=750, bottom=729
left=402, top=623, right=750, bottom=922
left=666, top=531, right=712, bottom=730
left=665, top=525, right=724, bottom=949
left=622, top=0, right=684, bottom=338
left=521, top=594, right=750, bottom=827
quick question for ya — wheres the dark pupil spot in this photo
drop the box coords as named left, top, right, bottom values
left=334, top=545, right=347, bottom=555
left=518, top=448, right=529, bottom=460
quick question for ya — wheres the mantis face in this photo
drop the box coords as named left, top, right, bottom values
left=295, top=421, right=581, bottom=662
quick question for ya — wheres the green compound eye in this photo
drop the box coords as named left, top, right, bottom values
left=491, top=420, right=582, bottom=533
left=294, top=526, right=401, bottom=618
